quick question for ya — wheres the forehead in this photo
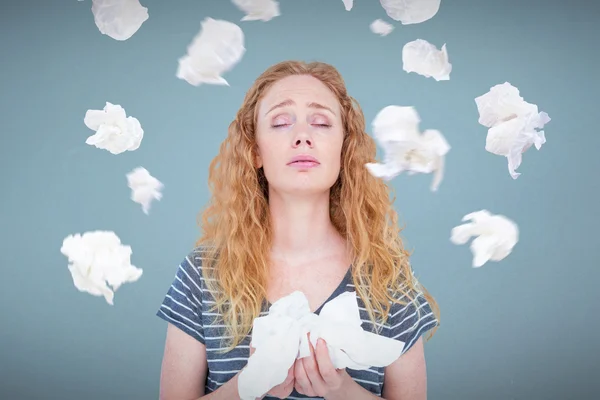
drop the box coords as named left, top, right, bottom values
left=258, top=75, right=340, bottom=115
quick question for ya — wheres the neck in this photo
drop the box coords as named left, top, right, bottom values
left=268, top=190, right=342, bottom=259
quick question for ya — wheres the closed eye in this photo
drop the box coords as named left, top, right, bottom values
left=271, top=123, right=331, bottom=128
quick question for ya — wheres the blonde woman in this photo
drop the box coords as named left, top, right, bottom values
left=157, top=60, right=440, bottom=400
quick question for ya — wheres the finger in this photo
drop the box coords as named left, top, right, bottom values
left=271, top=379, right=294, bottom=400
left=269, top=372, right=294, bottom=399
left=270, top=365, right=294, bottom=393
left=294, top=359, right=315, bottom=396
left=314, top=338, right=340, bottom=384
left=283, top=376, right=295, bottom=394
left=302, top=348, right=327, bottom=394
left=294, top=359, right=310, bottom=393
left=283, top=365, right=294, bottom=385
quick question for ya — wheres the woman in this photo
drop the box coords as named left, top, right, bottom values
left=157, top=60, right=440, bottom=400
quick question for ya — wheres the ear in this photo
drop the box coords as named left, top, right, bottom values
left=254, top=149, right=263, bottom=169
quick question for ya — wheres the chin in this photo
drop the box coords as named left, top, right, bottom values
left=271, top=180, right=334, bottom=197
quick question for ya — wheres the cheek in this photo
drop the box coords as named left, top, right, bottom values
left=257, top=137, right=283, bottom=169
left=331, top=154, right=342, bottom=175
left=327, top=134, right=344, bottom=168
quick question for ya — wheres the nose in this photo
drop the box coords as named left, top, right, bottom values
left=293, top=137, right=312, bottom=148
left=292, top=124, right=313, bottom=148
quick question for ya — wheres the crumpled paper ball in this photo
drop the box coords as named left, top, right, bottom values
left=126, top=167, right=164, bottom=214
left=90, top=0, right=149, bottom=41
left=450, top=210, right=519, bottom=268
left=370, top=19, right=394, bottom=36
left=60, top=230, right=143, bottom=305
left=84, top=102, right=144, bottom=155
left=176, top=17, right=246, bottom=86
left=380, top=0, right=441, bottom=25
left=402, top=39, right=452, bottom=81
left=366, top=105, right=451, bottom=191
left=475, top=82, right=551, bottom=179
left=232, top=0, right=280, bottom=21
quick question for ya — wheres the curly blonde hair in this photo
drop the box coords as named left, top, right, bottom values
left=196, top=60, right=439, bottom=351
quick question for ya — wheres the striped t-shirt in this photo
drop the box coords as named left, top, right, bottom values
left=157, top=247, right=439, bottom=399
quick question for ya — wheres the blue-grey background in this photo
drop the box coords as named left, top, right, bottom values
left=1, top=0, right=597, bottom=399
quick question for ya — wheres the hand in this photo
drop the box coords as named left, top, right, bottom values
left=294, top=336, right=347, bottom=398
left=249, top=345, right=295, bottom=399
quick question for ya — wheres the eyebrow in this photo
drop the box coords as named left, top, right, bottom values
left=265, top=99, right=336, bottom=116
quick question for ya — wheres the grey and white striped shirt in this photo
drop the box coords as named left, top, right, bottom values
left=157, top=247, right=439, bottom=399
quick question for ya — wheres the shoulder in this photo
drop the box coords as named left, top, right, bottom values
left=385, top=272, right=439, bottom=355
left=156, top=246, right=216, bottom=344
left=161, top=245, right=220, bottom=309
left=176, top=245, right=218, bottom=282
left=185, top=245, right=216, bottom=270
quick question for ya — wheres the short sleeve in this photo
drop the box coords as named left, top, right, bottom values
left=387, top=287, right=439, bottom=355
left=156, top=251, right=205, bottom=344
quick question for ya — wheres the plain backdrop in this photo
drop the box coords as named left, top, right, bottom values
left=0, top=0, right=598, bottom=399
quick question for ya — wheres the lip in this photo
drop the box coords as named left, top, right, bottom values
left=287, top=154, right=320, bottom=165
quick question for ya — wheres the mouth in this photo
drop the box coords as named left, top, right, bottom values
left=288, top=160, right=320, bottom=168
left=289, top=160, right=319, bottom=164
left=287, top=155, right=320, bottom=166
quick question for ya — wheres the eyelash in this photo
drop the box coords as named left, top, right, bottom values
left=272, top=123, right=331, bottom=128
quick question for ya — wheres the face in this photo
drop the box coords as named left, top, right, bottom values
left=255, top=75, right=344, bottom=196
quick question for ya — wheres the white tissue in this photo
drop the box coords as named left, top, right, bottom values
left=84, top=102, right=144, bottom=155
left=232, top=0, right=280, bottom=22
left=370, top=19, right=394, bottom=36
left=402, top=39, right=452, bottom=81
left=238, top=291, right=405, bottom=400
left=126, top=167, right=163, bottom=214
left=239, top=292, right=312, bottom=400
left=90, top=0, right=149, bottom=41
left=342, top=0, right=353, bottom=11
left=450, top=210, right=519, bottom=268
left=380, top=0, right=441, bottom=24
left=366, top=106, right=451, bottom=191
left=475, top=82, right=550, bottom=179
left=60, top=230, right=143, bottom=305
left=176, top=18, right=246, bottom=86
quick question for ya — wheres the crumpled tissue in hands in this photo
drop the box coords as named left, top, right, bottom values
left=370, top=19, right=394, bottom=36
left=232, top=0, right=280, bottom=21
left=90, top=0, right=149, bottom=41
left=450, top=210, right=519, bottom=268
left=403, top=39, right=451, bottom=81
left=84, top=102, right=144, bottom=155
left=380, top=0, right=441, bottom=25
left=176, top=18, right=245, bottom=86
left=60, top=230, right=143, bottom=305
left=366, top=105, right=451, bottom=191
left=126, top=167, right=163, bottom=214
left=237, top=291, right=405, bottom=400
left=475, top=82, right=550, bottom=179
